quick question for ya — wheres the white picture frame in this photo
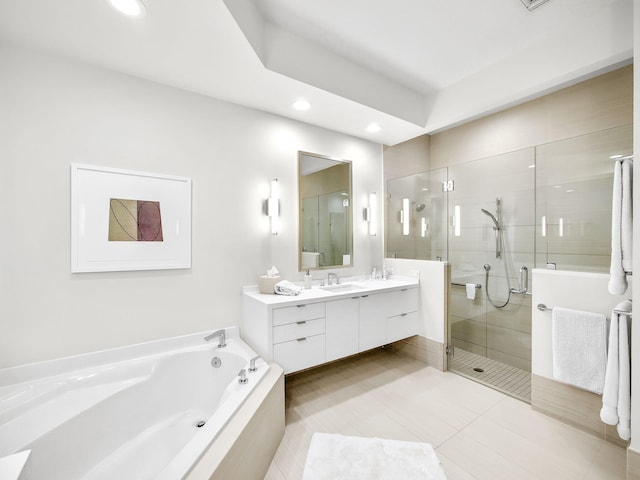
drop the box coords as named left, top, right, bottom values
left=71, top=163, right=192, bottom=273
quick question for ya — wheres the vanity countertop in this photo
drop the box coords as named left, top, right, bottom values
left=243, top=275, right=419, bottom=306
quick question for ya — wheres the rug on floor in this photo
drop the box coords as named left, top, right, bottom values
left=302, top=432, right=448, bottom=480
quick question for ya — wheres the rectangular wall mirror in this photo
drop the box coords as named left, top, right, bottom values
left=298, top=151, right=353, bottom=271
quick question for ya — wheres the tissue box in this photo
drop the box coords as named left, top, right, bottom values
left=259, top=275, right=281, bottom=294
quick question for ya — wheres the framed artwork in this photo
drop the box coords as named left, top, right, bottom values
left=71, top=163, right=192, bottom=273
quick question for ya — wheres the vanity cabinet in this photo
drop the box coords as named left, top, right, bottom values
left=325, top=297, right=360, bottom=362
left=242, top=280, right=419, bottom=375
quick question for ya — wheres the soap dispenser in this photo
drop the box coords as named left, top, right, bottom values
left=304, top=270, right=312, bottom=289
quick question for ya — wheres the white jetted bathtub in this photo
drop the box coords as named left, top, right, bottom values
left=0, top=327, right=278, bottom=480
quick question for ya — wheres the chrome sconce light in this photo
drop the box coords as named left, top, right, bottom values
left=266, top=178, right=279, bottom=235
left=364, top=192, right=377, bottom=236
left=400, top=198, right=410, bottom=236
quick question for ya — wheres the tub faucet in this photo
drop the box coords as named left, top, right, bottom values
left=238, top=369, right=248, bottom=384
left=328, top=272, right=338, bottom=285
left=249, top=355, right=260, bottom=372
left=204, top=329, right=226, bottom=348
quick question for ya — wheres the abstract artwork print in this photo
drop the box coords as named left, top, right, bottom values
left=108, top=198, right=164, bottom=242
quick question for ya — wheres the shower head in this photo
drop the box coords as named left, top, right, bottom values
left=480, top=208, right=500, bottom=230
left=415, top=203, right=426, bottom=212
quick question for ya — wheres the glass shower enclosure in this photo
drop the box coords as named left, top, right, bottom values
left=386, top=124, right=632, bottom=403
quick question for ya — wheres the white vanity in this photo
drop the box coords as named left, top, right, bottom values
left=242, top=276, right=419, bottom=374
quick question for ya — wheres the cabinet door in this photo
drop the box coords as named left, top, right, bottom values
left=326, top=297, right=359, bottom=362
left=358, top=293, right=388, bottom=352
left=273, top=334, right=325, bottom=374
left=387, top=311, right=419, bottom=343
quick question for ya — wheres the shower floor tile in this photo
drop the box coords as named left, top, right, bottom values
left=448, top=348, right=531, bottom=403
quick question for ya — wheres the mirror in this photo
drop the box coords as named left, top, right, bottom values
left=298, top=151, right=353, bottom=271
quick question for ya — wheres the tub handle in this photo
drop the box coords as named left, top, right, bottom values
left=238, top=368, right=248, bottom=384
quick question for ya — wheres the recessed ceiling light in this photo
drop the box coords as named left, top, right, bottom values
left=366, top=123, right=382, bottom=133
left=108, top=0, right=146, bottom=17
left=292, top=99, right=311, bottom=111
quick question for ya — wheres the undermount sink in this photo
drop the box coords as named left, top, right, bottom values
left=319, top=283, right=363, bottom=293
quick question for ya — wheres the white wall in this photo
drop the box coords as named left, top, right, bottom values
left=384, top=258, right=446, bottom=343
left=631, top=0, right=640, bottom=454
left=0, top=44, right=383, bottom=369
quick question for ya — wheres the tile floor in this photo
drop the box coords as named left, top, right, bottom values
left=448, top=348, right=531, bottom=403
left=264, top=348, right=626, bottom=480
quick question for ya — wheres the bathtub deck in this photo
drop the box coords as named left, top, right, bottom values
left=265, top=348, right=626, bottom=480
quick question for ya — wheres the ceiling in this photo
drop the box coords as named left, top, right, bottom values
left=0, top=0, right=633, bottom=145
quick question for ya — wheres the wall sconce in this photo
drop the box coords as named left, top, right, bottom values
left=421, top=217, right=428, bottom=238
left=453, top=205, right=461, bottom=237
left=401, top=198, right=410, bottom=236
left=363, top=192, right=377, bottom=236
left=541, top=215, right=547, bottom=237
left=267, top=178, right=279, bottom=235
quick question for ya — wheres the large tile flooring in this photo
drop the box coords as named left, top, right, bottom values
left=264, top=348, right=626, bottom=480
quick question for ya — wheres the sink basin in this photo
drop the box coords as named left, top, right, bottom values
left=319, top=283, right=363, bottom=293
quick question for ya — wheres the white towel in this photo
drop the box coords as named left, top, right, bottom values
left=552, top=307, right=607, bottom=394
left=274, top=280, right=304, bottom=296
left=608, top=159, right=633, bottom=294
left=600, top=300, right=632, bottom=440
left=466, top=283, right=476, bottom=300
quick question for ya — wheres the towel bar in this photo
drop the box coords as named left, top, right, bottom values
left=537, top=303, right=633, bottom=317
left=451, top=282, right=481, bottom=289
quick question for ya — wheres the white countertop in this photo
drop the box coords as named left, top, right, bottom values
left=243, top=275, right=419, bottom=306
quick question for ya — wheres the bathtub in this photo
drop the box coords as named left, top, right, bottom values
left=0, top=327, right=283, bottom=480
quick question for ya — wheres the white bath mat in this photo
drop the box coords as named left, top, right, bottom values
left=302, top=433, right=447, bottom=480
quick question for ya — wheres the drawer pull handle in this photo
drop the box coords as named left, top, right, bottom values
left=401, top=313, right=408, bottom=317
left=352, top=297, right=359, bottom=300
left=296, top=304, right=306, bottom=308
left=361, top=295, right=369, bottom=298
left=296, top=321, right=307, bottom=325
left=297, top=337, right=307, bottom=342
left=401, top=288, right=408, bottom=291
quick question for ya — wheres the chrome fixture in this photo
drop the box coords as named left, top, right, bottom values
left=510, top=266, right=529, bottom=295
left=238, top=369, right=248, bottom=384
left=483, top=263, right=510, bottom=309
left=327, top=272, right=338, bottom=285
left=204, top=329, right=226, bottom=348
left=480, top=198, right=502, bottom=259
left=211, top=356, right=222, bottom=368
left=249, top=356, right=259, bottom=372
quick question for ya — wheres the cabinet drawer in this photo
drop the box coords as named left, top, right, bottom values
left=385, top=288, right=418, bottom=317
left=387, top=311, right=419, bottom=344
left=273, top=318, right=326, bottom=344
left=274, top=334, right=325, bottom=374
left=273, top=302, right=325, bottom=326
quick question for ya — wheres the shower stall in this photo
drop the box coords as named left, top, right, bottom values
left=386, top=124, right=632, bottom=402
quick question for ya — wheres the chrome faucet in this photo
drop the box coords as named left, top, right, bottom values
left=204, top=329, right=226, bottom=348
left=328, top=272, right=338, bottom=285
left=249, top=355, right=260, bottom=372
left=238, top=368, right=248, bottom=384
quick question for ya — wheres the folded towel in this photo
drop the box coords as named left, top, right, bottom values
left=600, top=300, right=632, bottom=440
left=552, top=307, right=607, bottom=394
left=466, top=283, right=476, bottom=300
left=608, top=159, right=633, bottom=294
left=274, top=280, right=304, bottom=296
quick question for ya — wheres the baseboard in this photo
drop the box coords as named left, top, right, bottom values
left=391, top=335, right=445, bottom=371
left=531, top=374, right=628, bottom=449
left=627, top=447, right=640, bottom=479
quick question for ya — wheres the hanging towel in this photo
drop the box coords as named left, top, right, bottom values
left=465, top=283, right=476, bottom=300
left=608, top=159, right=633, bottom=295
left=600, top=300, right=632, bottom=440
left=552, top=307, right=607, bottom=394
